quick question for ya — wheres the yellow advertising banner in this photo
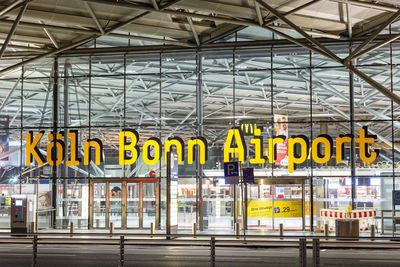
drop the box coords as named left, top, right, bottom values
left=247, top=200, right=302, bottom=218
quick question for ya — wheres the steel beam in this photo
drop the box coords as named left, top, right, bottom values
left=187, top=17, right=200, bottom=46
left=83, top=0, right=258, bottom=27
left=346, top=3, right=352, bottom=38
left=0, top=19, right=190, bottom=46
left=263, top=0, right=320, bottom=25
left=254, top=0, right=263, bottom=25
left=255, top=1, right=400, bottom=107
left=0, top=77, right=20, bottom=113
left=0, top=1, right=28, bottom=60
left=0, top=0, right=24, bottom=17
left=347, top=64, right=400, bottom=105
left=0, top=0, right=186, bottom=77
left=40, top=20, right=59, bottom=48
left=327, top=0, right=398, bottom=12
left=256, top=0, right=341, bottom=63
left=84, top=2, right=104, bottom=34
left=345, top=9, right=400, bottom=63
left=351, top=34, right=400, bottom=61
left=262, top=25, right=337, bottom=61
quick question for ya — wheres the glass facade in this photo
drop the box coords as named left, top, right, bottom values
left=0, top=38, right=399, bottom=233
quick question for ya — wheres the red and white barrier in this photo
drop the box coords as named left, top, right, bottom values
left=319, top=209, right=377, bottom=232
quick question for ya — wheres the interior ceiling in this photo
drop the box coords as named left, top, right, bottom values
left=0, top=0, right=400, bottom=152
left=0, top=0, right=398, bottom=50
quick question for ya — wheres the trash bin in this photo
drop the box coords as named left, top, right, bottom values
left=335, top=219, right=359, bottom=238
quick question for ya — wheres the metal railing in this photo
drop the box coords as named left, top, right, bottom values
left=1, top=233, right=400, bottom=267
left=376, top=209, right=400, bottom=235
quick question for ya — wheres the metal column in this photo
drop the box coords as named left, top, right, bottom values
left=166, top=152, right=171, bottom=238
left=196, top=53, right=204, bottom=231
left=51, top=57, right=59, bottom=228
left=309, top=51, right=314, bottom=232
left=62, top=62, right=70, bottom=229
left=349, top=60, right=356, bottom=210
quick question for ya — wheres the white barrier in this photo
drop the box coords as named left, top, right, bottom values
left=319, top=209, right=377, bottom=232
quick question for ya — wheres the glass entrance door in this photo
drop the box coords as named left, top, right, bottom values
left=126, top=181, right=156, bottom=229
left=92, top=183, right=106, bottom=228
left=126, top=182, right=139, bottom=228
left=109, top=182, right=122, bottom=228
left=90, top=179, right=158, bottom=229
left=246, top=182, right=305, bottom=231
left=273, top=184, right=304, bottom=230
left=142, top=182, right=156, bottom=228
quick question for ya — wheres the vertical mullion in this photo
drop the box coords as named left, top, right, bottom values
left=270, top=35, right=275, bottom=231
left=51, top=57, right=59, bottom=229
left=349, top=51, right=356, bottom=210
left=19, top=65, right=24, bottom=195
left=309, top=50, right=314, bottom=232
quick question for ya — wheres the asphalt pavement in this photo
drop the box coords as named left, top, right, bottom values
left=0, top=242, right=400, bottom=266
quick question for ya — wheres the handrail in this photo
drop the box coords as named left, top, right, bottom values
left=2, top=232, right=400, bottom=239
left=2, top=233, right=400, bottom=267
left=36, top=208, right=55, bottom=213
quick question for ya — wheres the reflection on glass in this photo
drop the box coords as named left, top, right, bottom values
left=109, top=183, right=122, bottom=228
left=143, top=183, right=156, bottom=228
left=126, top=183, right=139, bottom=228
left=93, top=183, right=106, bottom=228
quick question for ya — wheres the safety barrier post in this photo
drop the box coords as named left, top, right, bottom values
left=324, top=224, right=329, bottom=239
left=193, top=223, right=197, bottom=238
left=150, top=222, right=154, bottom=238
left=312, top=238, right=320, bottom=267
left=279, top=223, right=284, bottom=238
left=32, top=235, right=38, bottom=267
left=70, top=221, right=74, bottom=237
left=299, top=238, right=306, bottom=267
left=210, top=236, right=215, bottom=267
left=371, top=224, right=375, bottom=240
left=30, top=222, right=35, bottom=235
left=120, top=235, right=125, bottom=267
left=110, top=222, right=114, bottom=237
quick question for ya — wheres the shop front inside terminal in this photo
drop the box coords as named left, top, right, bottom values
left=0, top=46, right=399, bottom=235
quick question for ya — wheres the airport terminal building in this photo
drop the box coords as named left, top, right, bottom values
left=0, top=0, right=400, bottom=235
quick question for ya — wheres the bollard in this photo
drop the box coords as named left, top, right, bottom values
left=299, top=238, right=306, bottom=267
left=120, top=235, right=125, bottom=267
left=324, top=224, right=329, bottom=239
left=32, top=235, right=38, bottom=267
left=371, top=224, right=375, bottom=240
left=193, top=223, right=197, bottom=238
left=312, top=239, right=320, bottom=267
left=210, top=236, right=215, bottom=267
left=150, top=222, right=154, bottom=237
left=235, top=222, right=240, bottom=239
left=30, top=222, right=35, bottom=234
left=110, top=222, right=114, bottom=237
left=258, top=220, right=261, bottom=226
left=70, top=221, right=74, bottom=237
left=279, top=223, right=284, bottom=238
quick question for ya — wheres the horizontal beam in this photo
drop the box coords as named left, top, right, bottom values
left=0, top=33, right=398, bottom=57
left=327, top=0, right=399, bottom=12
left=0, top=19, right=192, bottom=47
left=83, top=0, right=259, bottom=27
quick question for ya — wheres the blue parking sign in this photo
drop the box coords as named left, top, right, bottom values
left=394, top=190, right=400, bottom=205
left=224, top=162, right=239, bottom=184
left=224, top=162, right=239, bottom=177
left=242, top=167, right=254, bottom=183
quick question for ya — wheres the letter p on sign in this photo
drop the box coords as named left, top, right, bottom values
left=224, top=162, right=239, bottom=177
